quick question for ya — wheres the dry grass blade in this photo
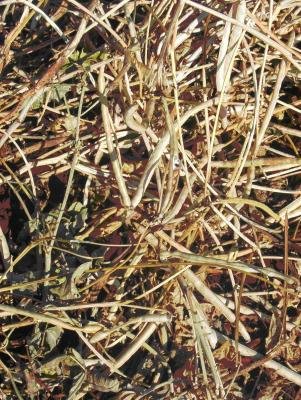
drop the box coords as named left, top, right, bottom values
left=160, top=250, right=298, bottom=285
left=0, top=0, right=300, bottom=398
left=98, top=67, right=131, bottom=208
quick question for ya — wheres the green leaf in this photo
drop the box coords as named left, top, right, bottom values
left=31, top=84, right=72, bottom=109
left=67, top=49, right=108, bottom=71
left=28, top=324, right=42, bottom=359
left=45, top=326, right=63, bottom=352
left=63, top=114, right=78, bottom=132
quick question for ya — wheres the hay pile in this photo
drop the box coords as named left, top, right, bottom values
left=0, top=0, right=300, bottom=398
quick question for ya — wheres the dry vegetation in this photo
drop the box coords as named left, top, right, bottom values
left=0, top=0, right=301, bottom=399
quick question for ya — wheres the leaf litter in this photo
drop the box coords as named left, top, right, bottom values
left=0, top=0, right=300, bottom=399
